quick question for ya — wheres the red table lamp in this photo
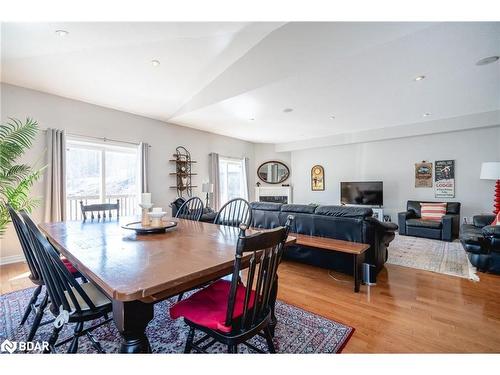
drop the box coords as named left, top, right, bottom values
left=480, top=162, right=500, bottom=214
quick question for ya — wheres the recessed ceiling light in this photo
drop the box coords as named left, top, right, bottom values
left=423, top=113, right=432, bottom=117
left=283, top=108, right=294, bottom=113
left=476, top=56, right=499, bottom=66
left=55, top=30, right=69, bottom=37
left=151, top=60, right=160, bottom=67
left=414, top=75, right=426, bottom=81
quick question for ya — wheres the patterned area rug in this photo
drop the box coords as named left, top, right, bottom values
left=0, top=287, right=354, bottom=354
left=387, top=233, right=479, bottom=281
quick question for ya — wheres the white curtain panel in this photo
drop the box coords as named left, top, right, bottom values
left=139, top=142, right=150, bottom=193
left=208, top=153, right=220, bottom=210
left=243, top=157, right=250, bottom=201
left=44, top=128, right=66, bottom=222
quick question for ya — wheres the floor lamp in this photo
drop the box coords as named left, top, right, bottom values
left=480, top=162, right=500, bottom=214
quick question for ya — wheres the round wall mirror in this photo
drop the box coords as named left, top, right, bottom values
left=257, top=161, right=290, bottom=184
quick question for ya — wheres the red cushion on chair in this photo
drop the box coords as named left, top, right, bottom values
left=61, top=258, right=78, bottom=274
left=169, top=280, right=255, bottom=333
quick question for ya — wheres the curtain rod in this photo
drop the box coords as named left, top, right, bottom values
left=41, top=128, right=150, bottom=147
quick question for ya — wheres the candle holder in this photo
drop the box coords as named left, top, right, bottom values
left=148, top=211, right=166, bottom=227
left=139, top=203, right=153, bottom=226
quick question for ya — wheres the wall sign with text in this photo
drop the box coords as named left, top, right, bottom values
left=435, top=160, right=455, bottom=198
left=415, top=162, right=433, bottom=188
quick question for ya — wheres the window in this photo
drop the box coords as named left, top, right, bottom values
left=219, top=156, right=248, bottom=204
left=66, top=138, right=140, bottom=220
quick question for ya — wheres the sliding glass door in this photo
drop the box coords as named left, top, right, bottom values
left=65, top=138, right=140, bottom=220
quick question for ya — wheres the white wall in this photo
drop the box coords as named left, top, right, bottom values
left=0, top=83, right=255, bottom=262
left=290, top=126, right=500, bottom=221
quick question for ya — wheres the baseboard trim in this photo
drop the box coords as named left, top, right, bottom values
left=0, top=255, right=25, bottom=266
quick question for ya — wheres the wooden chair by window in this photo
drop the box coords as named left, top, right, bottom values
left=80, top=199, right=119, bottom=222
left=7, top=205, right=81, bottom=342
left=214, top=198, right=252, bottom=228
left=170, top=216, right=293, bottom=353
left=21, top=212, right=112, bottom=353
left=175, top=196, right=204, bottom=221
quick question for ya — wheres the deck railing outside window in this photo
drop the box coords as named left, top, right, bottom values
left=66, top=194, right=138, bottom=221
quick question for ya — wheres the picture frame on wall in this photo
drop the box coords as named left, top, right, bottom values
left=415, top=161, right=433, bottom=188
left=311, top=165, right=325, bottom=191
left=435, top=160, right=455, bottom=198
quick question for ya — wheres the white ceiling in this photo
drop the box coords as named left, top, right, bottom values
left=2, top=22, right=499, bottom=144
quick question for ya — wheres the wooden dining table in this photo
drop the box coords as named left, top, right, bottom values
left=39, top=217, right=295, bottom=353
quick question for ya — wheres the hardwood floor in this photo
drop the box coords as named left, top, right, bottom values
left=277, top=261, right=500, bottom=353
left=1, top=259, right=499, bottom=353
left=0, top=261, right=33, bottom=294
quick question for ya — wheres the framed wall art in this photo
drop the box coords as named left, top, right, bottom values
left=435, top=160, right=455, bottom=198
left=311, top=165, right=325, bottom=191
left=415, top=161, right=433, bottom=188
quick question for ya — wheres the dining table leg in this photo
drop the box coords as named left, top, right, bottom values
left=113, top=300, right=154, bottom=353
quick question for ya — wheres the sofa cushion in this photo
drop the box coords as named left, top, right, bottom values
left=281, top=204, right=317, bottom=214
left=407, top=226, right=442, bottom=240
left=249, top=202, right=282, bottom=211
left=406, top=218, right=442, bottom=229
left=315, top=205, right=373, bottom=218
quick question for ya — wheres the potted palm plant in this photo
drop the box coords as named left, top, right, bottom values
left=0, top=118, right=45, bottom=235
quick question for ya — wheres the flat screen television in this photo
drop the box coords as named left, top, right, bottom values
left=340, top=181, right=383, bottom=206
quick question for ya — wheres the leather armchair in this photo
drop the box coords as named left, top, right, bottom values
left=398, top=200, right=461, bottom=242
left=461, top=214, right=500, bottom=274
left=397, top=211, right=414, bottom=235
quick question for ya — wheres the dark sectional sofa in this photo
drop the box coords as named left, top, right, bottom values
left=460, top=214, right=500, bottom=274
left=250, top=202, right=398, bottom=280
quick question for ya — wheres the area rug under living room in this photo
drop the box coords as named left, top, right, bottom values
left=0, top=287, right=354, bottom=354
left=387, top=233, right=479, bottom=281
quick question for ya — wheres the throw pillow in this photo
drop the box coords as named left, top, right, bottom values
left=420, top=202, right=447, bottom=221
